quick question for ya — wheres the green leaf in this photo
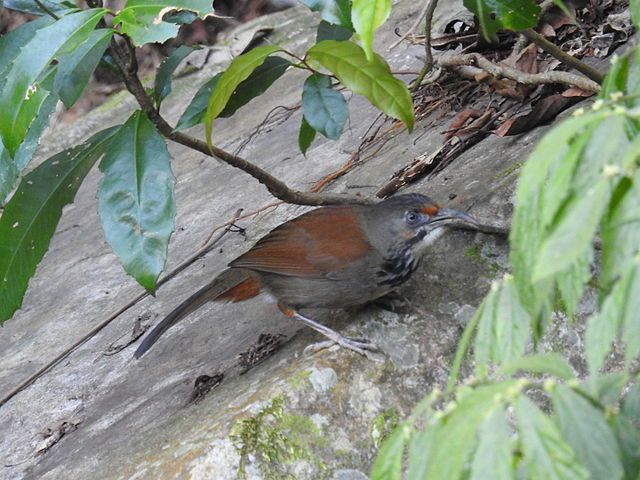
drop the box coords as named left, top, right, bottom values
left=463, top=0, right=541, bottom=40
left=616, top=383, right=640, bottom=478
left=153, top=45, right=195, bottom=106
left=0, top=0, right=73, bottom=15
left=474, top=281, right=501, bottom=377
left=470, top=407, right=514, bottom=480
left=499, top=353, right=575, bottom=380
left=583, top=373, right=627, bottom=407
left=619, top=134, right=640, bottom=172
left=510, top=112, right=608, bottom=314
left=621, top=259, right=640, bottom=365
left=622, top=383, right=640, bottom=418
left=299, top=0, right=352, bottom=28
left=220, top=56, right=291, bottom=118
left=600, top=175, right=640, bottom=296
left=613, top=414, right=640, bottom=479
left=424, top=381, right=517, bottom=480
left=299, top=116, right=317, bottom=155
left=556, top=248, right=591, bottom=319
left=515, top=395, right=589, bottom=480
left=532, top=178, right=609, bottom=282
left=316, top=19, right=353, bottom=42
left=54, top=28, right=114, bottom=108
left=302, top=73, right=348, bottom=140
left=586, top=258, right=640, bottom=373
left=551, top=385, right=624, bottom=480
left=631, top=0, right=640, bottom=31
left=370, top=424, right=408, bottom=480
left=0, top=17, right=54, bottom=77
left=538, top=120, right=594, bottom=231
left=162, top=9, right=198, bottom=24
left=601, top=52, right=630, bottom=99
left=572, top=115, right=630, bottom=192
left=585, top=305, right=621, bottom=375
left=176, top=74, right=220, bottom=130
left=492, top=276, right=530, bottom=362
left=351, top=0, right=391, bottom=61
left=474, top=276, right=530, bottom=376
left=0, top=71, right=58, bottom=205
left=97, top=111, right=175, bottom=293
left=177, top=56, right=290, bottom=130
left=407, top=424, right=437, bottom=480
left=306, top=40, right=414, bottom=131
left=204, top=45, right=280, bottom=146
left=113, top=0, right=216, bottom=46
left=600, top=48, right=640, bottom=102
left=0, top=127, right=117, bottom=324
left=0, top=8, right=107, bottom=157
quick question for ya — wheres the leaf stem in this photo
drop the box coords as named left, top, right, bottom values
left=410, top=0, right=439, bottom=91
left=34, top=0, right=60, bottom=20
left=281, top=48, right=319, bottom=75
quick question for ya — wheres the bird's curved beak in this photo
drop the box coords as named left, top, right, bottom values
left=429, top=208, right=479, bottom=227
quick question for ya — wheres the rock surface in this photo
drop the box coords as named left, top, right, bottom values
left=0, top=2, right=599, bottom=479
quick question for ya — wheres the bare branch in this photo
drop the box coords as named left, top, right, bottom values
left=437, top=52, right=601, bottom=92
left=521, top=28, right=604, bottom=84
left=108, top=36, right=368, bottom=206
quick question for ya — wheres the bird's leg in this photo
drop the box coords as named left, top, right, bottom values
left=278, top=304, right=379, bottom=355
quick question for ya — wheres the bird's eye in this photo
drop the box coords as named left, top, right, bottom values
left=405, top=211, right=418, bottom=224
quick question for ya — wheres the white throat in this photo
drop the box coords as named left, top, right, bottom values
left=414, top=227, right=446, bottom=257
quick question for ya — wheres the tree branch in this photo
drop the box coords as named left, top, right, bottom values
left=437, top=52, right=600, bottom=92
left=108, top=36, right=369, bottom=206
left=521, top=28, right=604, bottom=84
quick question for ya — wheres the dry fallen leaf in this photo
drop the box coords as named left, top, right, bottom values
left=443, top=108, right=483, bottom=140
left=495, top=93, right=584, bottom=137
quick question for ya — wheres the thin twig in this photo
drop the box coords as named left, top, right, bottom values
left=521, top=28, right=604, bottom=84
left=107, top=35, right=367, bottom=206
left=388, top=0, right=432, bottom=50
left=34, top=0, right=60, bottom=19
left=199, top=202, right=282, bottom=248
left=234, top=105, right=299, bottom=156
left=411, top=0, right=440, bottom=91
left=437, top=52, right=600, bottom=92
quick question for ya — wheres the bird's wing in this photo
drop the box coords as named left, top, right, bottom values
left=229, top=206, right=374, bottom=278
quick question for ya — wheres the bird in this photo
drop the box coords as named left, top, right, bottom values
left=133, top=193, right=478, bottom=359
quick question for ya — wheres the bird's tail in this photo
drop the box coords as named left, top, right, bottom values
left=133, top=269, right=260, bottom=359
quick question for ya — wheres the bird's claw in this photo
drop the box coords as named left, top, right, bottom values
left=304, top=335, right=382, bottom=360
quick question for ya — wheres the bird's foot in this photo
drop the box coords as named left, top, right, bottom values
left=304, top=335, right=383, bottom=361
left=286, top=308, right=383, bottom=360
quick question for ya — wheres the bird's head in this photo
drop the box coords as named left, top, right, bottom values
left=366, top=193, right=479, bottom=256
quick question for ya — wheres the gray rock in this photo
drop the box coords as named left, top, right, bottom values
left=309, top=367, right=338, bottom=393
left=332, top=469, right=369, bottom=480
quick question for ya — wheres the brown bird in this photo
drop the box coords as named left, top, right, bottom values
left=134, top=193, right=478, bottom=358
